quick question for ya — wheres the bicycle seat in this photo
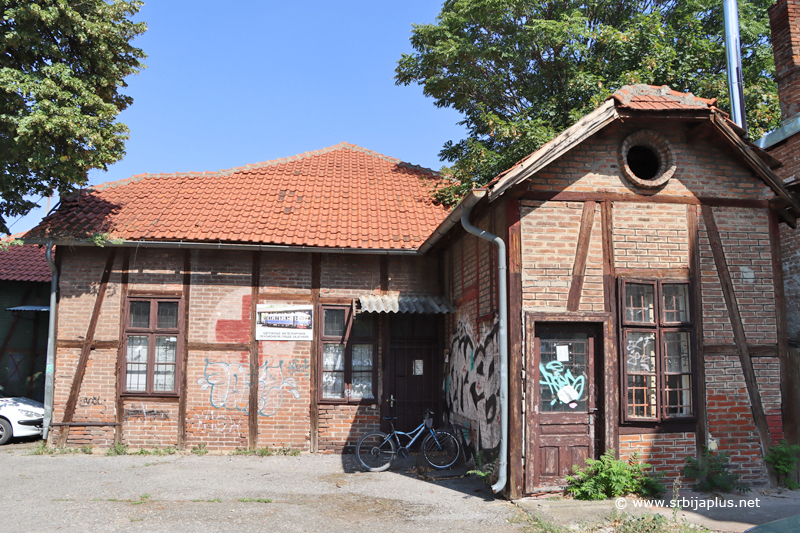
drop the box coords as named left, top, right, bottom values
left=383, top=416, right=399, bottom=421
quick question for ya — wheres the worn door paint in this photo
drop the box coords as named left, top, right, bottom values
left=529, top=325, right=597, bottom=489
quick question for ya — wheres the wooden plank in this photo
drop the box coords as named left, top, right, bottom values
left=249, top=251, right=261, bottom=450
left=310, top=253, right=321, bottom=453
left=702, top=344, right=779, bottom=356
left=615, top=267, right=690, bottom=279
left=619, top=423, right=697, bottom=435
left=600, top=201, right=618, bottom=457
left=57, top=339, right=118, bottom=349
left=523, top=315, right=537, bottom=493
left=187, top=342, right=249, bottom=351
left=688, top=205, right=707, bottom=460
left=177, top=249, right=191, bottom=449
left=58, top=249, right=116, bottom=447
left=518, top=190, right=770, bottom=209
left=128, top=289, right=182, bottom=298
left=50, top=422, right=121, bottom=427
left=567, top=201, right=596, bottom=312
left=701, top=205, right=773, bottom=465
left=525, top=312, right=611, bottom=322
left=114, top=249, right=130, bottom=445
left=769, top=211, right=799, bottom=452
left=506, top=199, right=524, bottom=499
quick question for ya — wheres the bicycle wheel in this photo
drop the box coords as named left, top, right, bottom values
left=422, top=430, right=460, bottom=469
left=356, top=431, right=396, bottom=472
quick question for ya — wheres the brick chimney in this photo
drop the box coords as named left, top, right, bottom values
left=770, top=0, right=800, bottom=120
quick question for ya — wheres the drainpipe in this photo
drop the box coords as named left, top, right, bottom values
left=723, top=0, right=748, bottom=132
left=42, top=241, right=57, bottom=439
left=460, top=190, right=508, bottom=494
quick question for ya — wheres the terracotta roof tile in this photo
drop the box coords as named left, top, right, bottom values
left=610, top=84, right=717, bottom=110
left=25, top=143, right=449, bottom=251
left=0, top=235, right=51, bottom=282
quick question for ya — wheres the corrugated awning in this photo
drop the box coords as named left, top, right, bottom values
left=6, top=306, right=50, bottom=312
left=358, top=294, right=455, bottom=314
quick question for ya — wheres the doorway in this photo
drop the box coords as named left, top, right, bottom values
left=526, top=322, right=602, bottom=490
left=382, top=314, right=444, bottom=433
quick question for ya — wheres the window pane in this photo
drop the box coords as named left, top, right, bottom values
left=127, top=336, right=149, bottom=363
left=663, top=284, right=690, bottom=323
left=351, top=372, right=373, bottom=400
left=322, top=371, right=344, bottom=399
left=351, top=313, right=373, bottom=337
left=153, top=364, right=176, bottom=392
left=130, top=301, right=150, bottom=328
left=665, top=375, right=692, bottom=417
left=538, top=333, right=589, bottom=413
left=323, top=309, right=345, bottom=337
left=155, top=336, right=177, bottom=363
left=627, top=375, right=657, bottom=418
left=322, top=343, right=344, bottom=371
left=663, top=331, right=691, bottom=373
left=624, top=284, right=655, bottom=323
left=625, top=331, right=656, bottom=373
left=126, top=364, right=147, bottom=391
left=352, top=344, right=373, bottom=371
left=157, top=301, right=179, bottom=329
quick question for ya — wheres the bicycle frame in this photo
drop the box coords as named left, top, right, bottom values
left=385, top=420, right=437, bottom=455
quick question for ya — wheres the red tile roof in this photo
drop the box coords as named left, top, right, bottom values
left=0, top=235, right=51, bottom=282
left=610, top=84, right=718, bottom=110
left=25, top=143, right=450, bottom=251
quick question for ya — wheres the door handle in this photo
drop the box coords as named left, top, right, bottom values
left=390, top=395, right=395, bottom=407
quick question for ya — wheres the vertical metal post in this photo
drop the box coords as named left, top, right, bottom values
left=723, top=0, right=748, bottom=132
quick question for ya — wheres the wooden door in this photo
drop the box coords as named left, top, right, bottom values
left=529, top=325, right=597, bottom=489
left=382, top=314, right=443, bottom=432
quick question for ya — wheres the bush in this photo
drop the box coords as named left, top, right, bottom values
left=765, top=440, right=800, bottom=490
left=683, top=447, right=749, bottom=493
left=566, top=450, right=665, bottom=500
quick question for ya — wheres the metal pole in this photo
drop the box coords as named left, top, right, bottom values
left=42, top=241, right=57, bottom=440
left=723, top=0, right=748, bottom=132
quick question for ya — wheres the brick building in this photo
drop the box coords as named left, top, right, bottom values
left=25, top=86, right=799, bottom=498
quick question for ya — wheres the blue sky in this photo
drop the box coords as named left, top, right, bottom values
left=10, top=1, right=466, bottom=234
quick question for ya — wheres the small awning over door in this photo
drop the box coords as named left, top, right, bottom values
left=357, top=294, right=455, bottom=314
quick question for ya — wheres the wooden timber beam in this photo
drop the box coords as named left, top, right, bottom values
left=700, top=206, right=773, bottom=474
left=248, top=251, right=261, bottom=450
left=310, top=253, right=321, bottom=453
left=114, top=249, right=130, bottom=445
left=518, top=190, right=770, bottom=208
left=688, top=206, right=707, bottom=460
left=58, top=249, right=116, bottom=447
left=567, top=201, right=596, bottom=312
left=506, top=199, right=524, bottom=499
left=177, top=250, right=191, bottom=449
left=600, top=201, right=619, bottom=457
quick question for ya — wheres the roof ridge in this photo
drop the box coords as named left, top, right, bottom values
left=610, top=84, right=717, bottom=108
left=80, top=142, right=439, bottom=196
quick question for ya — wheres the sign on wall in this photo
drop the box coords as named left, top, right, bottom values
left=255, top=304, right=313, bottom=341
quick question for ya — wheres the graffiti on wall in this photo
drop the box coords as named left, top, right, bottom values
left=445, top=314, right=500, bottom=452
left=191, top=412, right=242, bottom=433
left=197, top=358, right=300, bottom=416
left=124, top=402, right=170, bottom=421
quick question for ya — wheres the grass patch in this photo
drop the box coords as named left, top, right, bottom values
left=238, top=497, right=272, bottom=503
left=135, top=446, right=177, bottom=456
left=191, top=444, right=209, bottom=455
left=229, top=445, right=300, bottom=457
left=130, top=494, right=151, bottom=506
left=106, top=442, right=129, bottom=456
left=28, top=442, right=78, bottom=455
left=80, top=445, right=93, bottom=455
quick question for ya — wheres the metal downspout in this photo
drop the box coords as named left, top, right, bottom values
left=723, top=0, right=748, bottom=132
left=460, top=190, right=508, bottom=494
left=42, top=241, right=57, bottom=439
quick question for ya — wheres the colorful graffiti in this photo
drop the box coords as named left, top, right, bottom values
left=445, top=314, right=500, bottom=452
left=539, top=361, right=585, bottom=407
left=197, top=359, right=300, bottom=416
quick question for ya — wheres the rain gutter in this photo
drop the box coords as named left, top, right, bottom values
left=42, top=241, right=57, bottom=439
left=458, top=190, right=509, bottom=494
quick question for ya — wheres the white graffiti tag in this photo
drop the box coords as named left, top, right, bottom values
left=197, top=359, right=300, bottom=416
left=539, top=361, right=585, bottom=406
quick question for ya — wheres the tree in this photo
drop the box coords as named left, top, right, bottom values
left=0, top=0, right=146, bottom=233
left=396, top=0, right=779, bottom=204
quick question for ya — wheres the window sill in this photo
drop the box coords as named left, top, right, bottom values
left=619, top=420, right=697, bottom=434
left=319, top=399, right=378, bottom=406
left=120, top=393, right=180, bottom=400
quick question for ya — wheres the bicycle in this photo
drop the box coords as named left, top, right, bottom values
left=355, top=409, right=461, bottom=472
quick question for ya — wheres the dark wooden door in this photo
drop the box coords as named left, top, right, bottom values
left=383, top=314, right=443, bottom=433
left=529, top=325, right=597, bottom=489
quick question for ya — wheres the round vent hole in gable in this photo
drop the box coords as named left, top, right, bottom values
left=626, top=145, right=661, bottom=180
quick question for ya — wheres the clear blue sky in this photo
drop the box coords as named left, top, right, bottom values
left=10, top=0, right=465, bottom=235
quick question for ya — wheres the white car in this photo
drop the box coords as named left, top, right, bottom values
left=0, top=393, right=44, bottom=445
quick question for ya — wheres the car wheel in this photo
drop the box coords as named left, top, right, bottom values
left=0, top=418, right=11, bottom=445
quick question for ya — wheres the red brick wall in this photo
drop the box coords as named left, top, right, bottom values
left=613, top=203, right=689, bottom=270
left=317, top=404, right=381, bottom=453
left=769, top=0, right=800, bottom=120
left=619, top=432, right=696, bottom=481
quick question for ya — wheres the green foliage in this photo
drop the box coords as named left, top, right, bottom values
left=238, top=497, right=272, bottom=503
left=683, top=447, right=750, bottom=493
left=566, top=450, right=665, bottom=500
left=0, top=237, right=22, bottom=251
left=29, top=441, right=76, bottom=455
left=467, top=449, right=496, bottom=483
left=106, top=442, right=128, bottom=456
left=0, top=0, right=147, bottom=232
left=88, top=232, right=123, bottom=247
left=80, top=444, right=93, bottom=455
left=134, top=446, right=176, bottom=456
left=191, top=443, right=209, bottom=455
left=396, top=0, right=780, bottom=204
left=765, top=440, right=800, bottom=489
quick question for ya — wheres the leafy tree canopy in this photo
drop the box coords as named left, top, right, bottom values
left=0, top=0, right=146, bottom=233
left=396, top=0, right=779, bottom=204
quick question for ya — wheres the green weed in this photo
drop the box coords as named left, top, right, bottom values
left=238, top=497, right=272, bottom=503
left=566, top=450, right=665, bottom=500
left=765, top=440, right=800, bottom=490
left=191, top=444, right=209, bottom=455
left=106, top=442, right=129, bottom=456
left=683, top=447, right=749, bottom=493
